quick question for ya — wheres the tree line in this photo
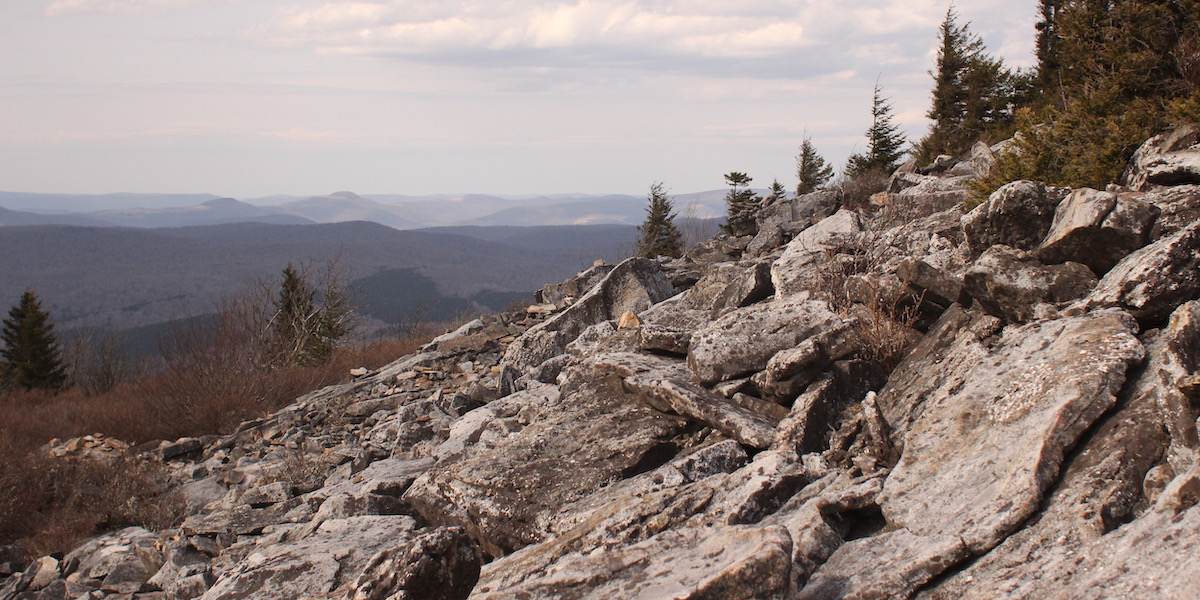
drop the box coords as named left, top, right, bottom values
left=0, top=263, right=354, bottom=395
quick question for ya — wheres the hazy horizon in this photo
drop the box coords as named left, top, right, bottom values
left=2, top=0, right=1035, bottom=199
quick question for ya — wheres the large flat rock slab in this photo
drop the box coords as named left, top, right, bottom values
left=402, top=377, right=690, bottom=557
left=687, top=295, right=849, bottom=385
left=880, top=309, right=1144, bottom=554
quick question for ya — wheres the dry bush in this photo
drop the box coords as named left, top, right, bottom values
left=832, top=168, right=890, bottom=213
left=810, top=232, right=922, bottom=371
left=0, top=447, right=186, bottom=560
left=0, top=311, right=437, bottom=562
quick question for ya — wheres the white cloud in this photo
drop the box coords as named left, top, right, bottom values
left=44, top=0, right=235, bottom=16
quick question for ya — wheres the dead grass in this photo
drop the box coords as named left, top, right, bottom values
left=0, top=325, right=437, bottom=562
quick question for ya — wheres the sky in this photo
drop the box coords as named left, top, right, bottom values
left=0, top=0, right=1038, bottom=199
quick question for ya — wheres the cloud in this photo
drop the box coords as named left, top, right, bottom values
left=44, top=0, right=234, bottom=16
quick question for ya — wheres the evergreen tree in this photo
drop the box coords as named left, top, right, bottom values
left=846, top=82, right=908, bottom=177
left=723, top=172, right=757, bottom=206
left=635, top=182, right=683, bottom=258
left=1, top=289, right=67, bottom=392
left=917, top=7, right=1022, bottom=162
left=268, top=263, right=353, bottom=366
left=765, top=179, right=787, bottom=204
left=796, top=137, right=834, bottom=195
left=979, top=0, right=1200, bottom=193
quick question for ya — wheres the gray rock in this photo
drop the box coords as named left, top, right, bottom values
left=402, top=375, right=689, bottom=557
left=963, top=245, right=1098, bottom=322
left=1077, top=219, right=1200, bottom=325
left=880, top=310, right=1144, bottom=554
left=596, top=353, right=779, bottom=448
left=897, top=258, right=964, bottom=314
left=1122, top=122, right=1200, bottom=190
left=347, top=527, right=480, bottom=600
left=471, top=523, right=794, bottom=600
left=748, top=190, right=840, bottom=255
left=502, top=257, right=675, bottom=372
left=773, top=361, right=887, bottom=455
left=771, top=209, right=865, bottom=298
left=198, top=516, right=417, bottom=600
left=1141, top=185, right=1200, bottom=237
left=962, top=180, right=1068, bottom=256
left=59, top=527, right=165, bottom=594
left=687, top=296, right=850, bottom=386
left=798, top=530, right=967, bottom=600
left=1036, top=187, right=1159, bottom=274
left=535, top=262, right=614, bottom=306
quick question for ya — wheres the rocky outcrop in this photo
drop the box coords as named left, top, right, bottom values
left=1123, top=123, right=1200, bottom=190
left=9, top=128, right=1200, bottom=600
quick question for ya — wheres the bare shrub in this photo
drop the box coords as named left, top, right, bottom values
left=810, top=231, right=922, bottom=371
left=832, top=168, right=890, bottom=213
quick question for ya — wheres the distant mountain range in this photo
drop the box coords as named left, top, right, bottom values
left=0, top=189, right=734, bottom=230
left=0, top=221, right=643, bottom=356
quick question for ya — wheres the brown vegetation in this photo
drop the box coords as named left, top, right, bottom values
left=0, top=314, right=439, bottom=561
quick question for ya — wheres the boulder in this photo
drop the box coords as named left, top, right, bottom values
left=773, top=361, right=888, bottom=455
left=596, top=353, right=779, bottom=449
left=1140, top=185, right=1200, bottom=238
left=748, top=190, right=840, bottom=255
left=880, top=310, right=1144, bottom=554
left=402, top=375, right=690, bottom=557
left=1122, top=123, right=1200, bottom=190
left=1077, top=219, right=1200, bottom=325
left=198, top=516, right=417, bottom=600
left=687, top=296, right=851, bottom=386
left=771, top=209, right=865, bottom=298
left=346, top=527, right=480, bottom=600
left=502, top=257, right=675, bottom=372
left=471, top=523, right=795, bottom=600
left=962, top=180, right=1068, bottom=256
left=535, top=262, right=614, bottom=306
left=61, top=527, right=165, bottom=594
left=963, top=245, right=1098, bottom=322
left=1036, top=187, right=1159, bottom=274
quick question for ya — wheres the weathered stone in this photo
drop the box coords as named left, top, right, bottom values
left=402, top=375, right=689, bottom=557
left=536, top=262, right=614, bottom=305
left=962, top=180, right=1068, bottom=256
left=772, top=210, right=865, bottom=298
left=773, top=361, right=888, bottom=455
left=963, top=245, right=1098, bottom=322
left=198, top=516, right=417, bottom=600
left=502, top=257, right=675, bottom=372
left=752, top=319, right=858, bottom=403
left=687, top=296, right=850, bottom=385
left=1123, top=122, right=1200, bottom=190
left=239, top=482, right=293, bottom=508
left=1141, top=185, right=1200, bottom=237
left=880, top=310, right=1144, bottom=555
left=471, top=523, right=794, bottom=600
left=1077, top=220, right=1200, bottom=325
left=797, top=530, right=968, bottom=600
left=597, top=354, right=779, bottom=448
left=748, top=190, right=841, bottom=255
left=347, top=527, right=480, bottom=600
left=897, top=258, right=963, bottom=313
left=60, top=527, right=164, bottom=595
left=1036, top=187, right=1159, bottom=274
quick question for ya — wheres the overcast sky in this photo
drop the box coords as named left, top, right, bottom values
left=0, top=0, right=1037, bottom=199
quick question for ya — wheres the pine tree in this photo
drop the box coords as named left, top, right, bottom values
left=635, top=182, right=683, bottom=258
left=846, top=82, right=907, bottom=177
left=796, top=137, right=834, bottom=195
left=723, top=172, right=757, bottom=207
left=268, top=263, right=352, bottom=366
left=979, top=0, right=1200, bottom=193
left=1, top=289, right=67, bottom=392
left=917, top=7, right=1022, bottom=163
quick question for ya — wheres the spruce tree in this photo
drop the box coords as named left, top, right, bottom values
left=917, top=7, right=1022, bottom=163
left=796, top=137, right=834, bottom=195
left=268, top=263, right=352, bottom=366
left=635, top=182, right=683, bottom=258
left=1, top=289, right=67, bottom=392
left=723, top=172, right=757, bottom=207
left=980, top=0, right=1200, bottom=193
left=846, top=82, right=907, bottom=177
